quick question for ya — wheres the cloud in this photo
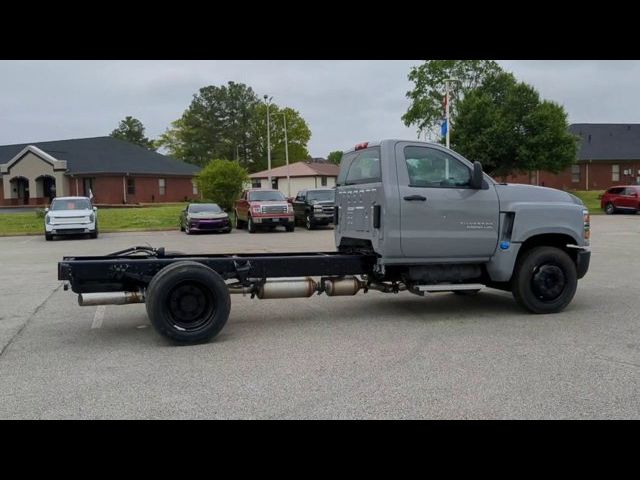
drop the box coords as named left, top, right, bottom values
left=0, top=60, right=638, bottom=157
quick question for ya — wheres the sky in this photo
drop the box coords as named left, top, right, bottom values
left=1, top=60, right=639, bottom=158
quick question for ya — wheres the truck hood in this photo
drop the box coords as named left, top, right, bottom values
left=495, top=183, right=584, bottom=208
left=188, top=212, right=228, bottom=219
left=48, top=209, right=94, bottom=217
left=249, top=201, right=289, bottom=206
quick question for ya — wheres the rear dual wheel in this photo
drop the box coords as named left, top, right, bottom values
left=146, top=261, right=231, bottom=344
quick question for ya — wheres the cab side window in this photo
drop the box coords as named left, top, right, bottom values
left=404, top=146, right=471, bottom=188
left=344, top=148, right=382, bottom=185
left=296, top=191, right=306, bottom=201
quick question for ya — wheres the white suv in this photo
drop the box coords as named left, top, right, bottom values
left=44, top=196, right=98, bottom=241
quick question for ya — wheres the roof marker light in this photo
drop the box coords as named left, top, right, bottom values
left=355, top=142, right=369, bottom=150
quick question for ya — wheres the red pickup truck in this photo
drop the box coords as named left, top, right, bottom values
left=234, top=189, right=295, bottom=233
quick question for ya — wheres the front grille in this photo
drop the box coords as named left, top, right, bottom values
left=321, top=206, right=335, bottom=214
left=54, top=229, right=86, bottom=234
left=262, top=205, right=288, bottom=214
left=54, top=217, right=88, bottom=224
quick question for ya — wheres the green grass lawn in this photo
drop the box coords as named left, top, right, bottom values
left=0, top=204, right=189, bottom=236
left=567, top=190, right=604, bottom=214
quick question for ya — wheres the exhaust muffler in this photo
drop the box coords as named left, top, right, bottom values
left=257, top=278, right=318, bottom=299
left=78, top=291, right=145, bottom=306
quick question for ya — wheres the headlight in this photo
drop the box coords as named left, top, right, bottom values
left=252, top=206, right=262, bottom=214
left=89, top=213, right=95, bottom=222
left=313, top=204, right=322, bottom=211
left=45, top=215, right=51, bottom=225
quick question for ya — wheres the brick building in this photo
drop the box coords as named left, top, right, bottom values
left=0, top=137, right=200, bottom=205
left=507, top=124, right=640, bottom=190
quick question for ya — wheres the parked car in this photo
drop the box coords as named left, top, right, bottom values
left=293, top=188, right=335, bottom=229
left=180, top=203, right=231, bottom=234
left=234, top=189, right=295, bottom=233
left=601, top=185, right=640, bottom=214
left=44, top=196, right=98, bottom=241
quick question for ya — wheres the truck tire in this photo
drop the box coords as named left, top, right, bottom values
left=305, top=215, right=314, bottom=230
left=511, top=246, right=577, bottom=314
left=145, top=261, right=231, bottom=344
left=45, top=233, right=53, bottom=241
left=286, top=223, right=295, bottom=232
left=247, top=216, right=257, bottom=233
left=604, top=202, right=615, bottom=215
left=234, top=211, right=244, bottom=229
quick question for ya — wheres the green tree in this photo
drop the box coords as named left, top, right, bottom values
left=156, top=82, right=312, bottom=173
left=110, top=116, right=156, bottom=150
left=402, top=60, right=503, bottom=140
left=196, top=159, right=249, bottom=212
left=327, top=151, right=343, bottom=165
left=157, top=82, right=260, bottom=167
left=451, top=72, right=579, bottom=177
left=248, top=104, right=311, bottom=173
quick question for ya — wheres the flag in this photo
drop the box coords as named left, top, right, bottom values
left=89, top=188, right=94, bottom=200
left=441, top=119, right=448, bottom=137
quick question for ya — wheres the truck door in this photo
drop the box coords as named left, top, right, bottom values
left=293, top=191, right=306, bottom=221
left=396, top=142, right=500, bottom=260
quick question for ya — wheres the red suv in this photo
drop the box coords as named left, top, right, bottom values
left=601, top=185, right=640, bottom=214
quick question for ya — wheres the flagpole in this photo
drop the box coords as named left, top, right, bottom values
left=445, top=80, right=450, bottom=149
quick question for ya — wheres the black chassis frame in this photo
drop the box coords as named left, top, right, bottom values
left=58, top=246, right=378, bottom=294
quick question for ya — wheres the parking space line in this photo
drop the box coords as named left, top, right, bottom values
left=91, top=306, right=106, bottom=329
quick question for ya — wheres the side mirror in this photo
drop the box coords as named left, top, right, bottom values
left=93, top=206, right=97, bottom=211
left=287, top=197, right=294, bottom=203
left=44, top=208, right=49, bottom=213
left=470, top=161, right=484, bottom=189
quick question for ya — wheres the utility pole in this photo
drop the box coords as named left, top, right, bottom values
left=281, top=112, right=290, bottom=197
left=264, top=95, right=273, bottom=187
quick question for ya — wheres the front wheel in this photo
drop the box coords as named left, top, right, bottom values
left=145, top=261, right=231, bottom=344
left=511, top=246, right=577, bottom=314
left=234, top=211, right=244, bottom=229
left=305, top=215, right=314, bottom=230
left=247, top=216, right=257, bottom=233
left=604, top=202, right=616, bottom=215
left=285, top=222, right=295, bottom=232
left=45, top=233, right=53, bottom=241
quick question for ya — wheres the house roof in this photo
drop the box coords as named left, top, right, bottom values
left=0, top=136, right=200, bottom=176
left=570, top=124, right=640, bottom=161
left=250, top=161, right=339, bottom=179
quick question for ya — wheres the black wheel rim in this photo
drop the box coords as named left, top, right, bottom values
left=166, top=280, right=216, bottom=332
left=531, top=263, right=566, bottom=302
left=606, top=204, right=613, bottom=213
left=306, top=216, right=311, bottom=229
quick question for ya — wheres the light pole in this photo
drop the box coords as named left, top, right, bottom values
left=272, top=111, right=290, bottom=197
left=264, top=95, right=273, bottom=188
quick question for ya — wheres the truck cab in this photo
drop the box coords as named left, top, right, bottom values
left=335, top=140, right=590, bottom=313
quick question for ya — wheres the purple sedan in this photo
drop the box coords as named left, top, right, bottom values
left=180, top=203, right=232, bottom=234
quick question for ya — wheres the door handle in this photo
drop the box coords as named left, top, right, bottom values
left=403, top=195, right=427, bottom=201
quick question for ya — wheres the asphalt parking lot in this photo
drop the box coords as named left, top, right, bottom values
left=1, top=216, right=640, bottom=419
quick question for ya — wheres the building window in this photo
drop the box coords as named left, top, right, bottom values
left=192, top=180, right=198, bottom=195
left=612, top=164, right=620, bottom=182
left=127, top=178, right=136, bottom=195
left=159, top=178, right=166, bottom=196
left=320, top=176, right=327, bottom=186
left=251, top=179, right=261, bottom=188
left=571, top=164, right=580, bottom=183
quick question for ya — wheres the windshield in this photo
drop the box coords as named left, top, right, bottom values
left=249, top=190, right=285, bottom=201
left=306, top=190, right=335, bottom=202
left=189, top=204, right=222, bottom=213
left=50, top=199, right=91, bottom=211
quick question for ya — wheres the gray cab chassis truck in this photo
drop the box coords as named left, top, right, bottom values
left=58, top=140, right=591, bottom=344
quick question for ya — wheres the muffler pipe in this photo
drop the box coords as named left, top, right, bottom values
left=257, top=278, right=318, bottom=299
left=78, top=291, right=145, bottom=306
left=323, top=276, right=365, bottom=296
